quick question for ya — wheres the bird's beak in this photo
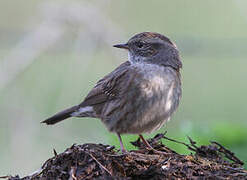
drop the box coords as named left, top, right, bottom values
left=113, top=43, right=129, bottom=50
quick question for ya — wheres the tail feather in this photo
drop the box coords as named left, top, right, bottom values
left=41, top=105, right=78, bottom=125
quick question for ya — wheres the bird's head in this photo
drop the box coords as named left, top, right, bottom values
left=114, top=32, right=182, bottom=70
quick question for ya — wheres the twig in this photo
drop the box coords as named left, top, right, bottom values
left=162, top=134, right=197, bottom=152
left=86, top=151, right=112, bottom=176
left=211, top=141, right=244, bottom=165
left=53, top=148, right=58, bottom=156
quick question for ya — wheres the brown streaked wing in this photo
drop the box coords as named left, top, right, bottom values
left=78, top=61, right=131, bottom=110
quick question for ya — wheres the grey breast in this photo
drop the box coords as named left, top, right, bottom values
left=101, top=63, right=181, bottom=134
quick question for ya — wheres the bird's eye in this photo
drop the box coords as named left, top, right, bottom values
left=136, top=42, right=144, bottom=49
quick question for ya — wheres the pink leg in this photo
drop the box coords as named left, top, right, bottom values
left=139, top=134, right=154, bottom=149
left=139, top=134, right=170, bottom=155
left=117, top=133, right=126, bottom=153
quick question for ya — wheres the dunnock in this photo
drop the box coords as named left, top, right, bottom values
left=42, top=32, right=182, bottom=153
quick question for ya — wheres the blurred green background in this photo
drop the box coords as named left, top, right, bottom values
left=0, top=0, right=247, bottom=176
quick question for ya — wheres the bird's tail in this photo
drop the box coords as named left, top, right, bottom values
left=41, top=105, right=79, bottom=125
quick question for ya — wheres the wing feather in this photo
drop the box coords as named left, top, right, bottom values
left=79, top=61, right=132, bottom=115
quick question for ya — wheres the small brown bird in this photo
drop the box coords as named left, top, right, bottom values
left=42, top=32, right=182, bottom=153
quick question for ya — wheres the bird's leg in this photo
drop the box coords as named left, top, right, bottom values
left=139, top=134, right=154, bottom=150
left=117, top=133, right=127, bottom=153
left=139, top=134, right=170, bottom=155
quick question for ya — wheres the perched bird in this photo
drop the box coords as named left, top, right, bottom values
left=42, top=32, right=182, bottom=153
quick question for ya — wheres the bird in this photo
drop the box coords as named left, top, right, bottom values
left=42, top=32, right=182, bottom=153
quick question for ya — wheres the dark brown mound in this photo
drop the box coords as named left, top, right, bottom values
left=3, top=133, right=247, bottom=180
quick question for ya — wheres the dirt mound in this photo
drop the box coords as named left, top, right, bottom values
left=4, top=133, right=247, bottom=179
